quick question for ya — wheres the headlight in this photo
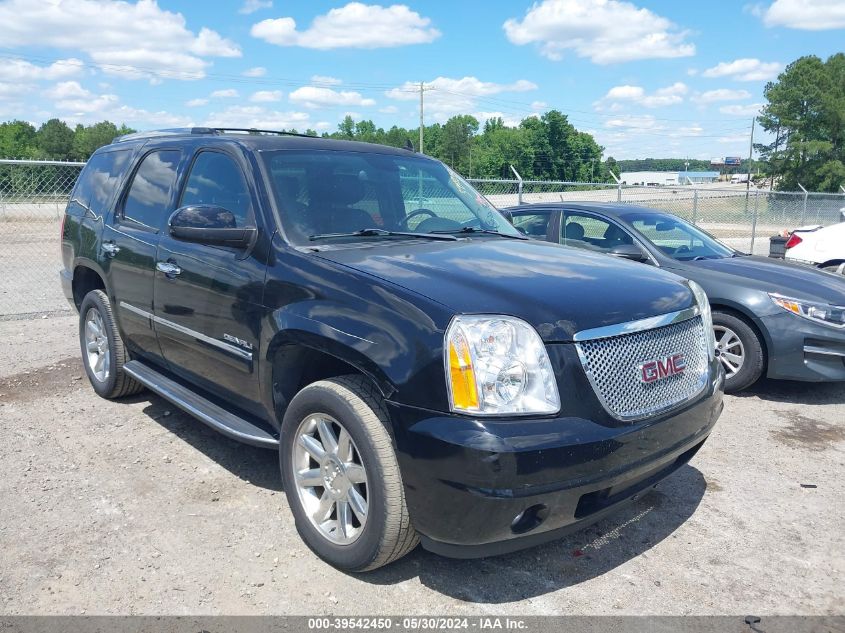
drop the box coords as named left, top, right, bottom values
left=445, top=315, right=560, bottom=415
left=769, top=293, right=845, bottom=329
left=687, top=280, right=715, bottom=360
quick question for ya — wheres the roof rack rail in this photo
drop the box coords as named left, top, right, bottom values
left=113, top=127, right=218, bottom=142
left=210, top=127, right=317, bottom=139
left=113, top=127, right=321, bottom=143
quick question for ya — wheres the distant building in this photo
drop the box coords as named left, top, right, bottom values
left=620, top=170, right=720, bottom=186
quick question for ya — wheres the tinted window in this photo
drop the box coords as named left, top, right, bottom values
left=262, top=150, right=518, bottom=245
left=180, top=152, right=253, bottom=227
left=123, top=150, right=180, bottom=231
left=68, top=149, right=130, bottom=217
left=561, top=212, right=634, bottom=253
left=627, top=213, right=734, bottom=260
left=511, top=212, right=551, bottom=238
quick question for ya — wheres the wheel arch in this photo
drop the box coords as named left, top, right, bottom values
left=71, top=261, right=109, bottom=310
left=267, top=330, right=397, bottom=423
left=709, top=301, right=770, bottom=370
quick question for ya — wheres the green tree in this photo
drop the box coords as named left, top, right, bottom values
left=758, top=53, right=845, bottom=192
left=36, top=118, right=75, bottom=159
left=0, top=120, right=38, bottom=158
left=72, top=121, right=121, bottom=159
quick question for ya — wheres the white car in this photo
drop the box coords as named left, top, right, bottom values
left=784, top=219, right=845, bottom=274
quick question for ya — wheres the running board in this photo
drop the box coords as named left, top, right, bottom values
left=123, top=360, right=278, bottom=449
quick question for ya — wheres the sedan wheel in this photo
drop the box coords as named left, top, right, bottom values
left=291, top=413, right=369, bottom=545
left=713, top=325, right=745, bottom=378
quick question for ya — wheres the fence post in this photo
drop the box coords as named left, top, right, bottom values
left=750, top=188, right=759, bottom=255
left=798, top=182, right=808, bottom=225
left=509, top=165, right=523, bottom=205
left=692, top=188, right=699, bottom=224
left=608, top=170, right=622, bottom=202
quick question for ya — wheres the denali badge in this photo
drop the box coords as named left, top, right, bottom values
left=639, top=353, right=686, bottom=383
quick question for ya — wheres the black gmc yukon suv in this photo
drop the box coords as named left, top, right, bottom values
left=60, top=128, right=724, bottom=571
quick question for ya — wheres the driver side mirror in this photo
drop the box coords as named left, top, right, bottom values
left=169, top=205, right=257, bottom=248
left=609, top=243, right=648, bottom=262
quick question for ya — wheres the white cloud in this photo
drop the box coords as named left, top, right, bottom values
left=289, top=86, right=376, bottom=108
left=692, top=88, right=752, bottom=104
left=596, top=82, right=687, bottom=109
left=211, top=89, right=239, bottom=98
left=0, top=58, right=84, bottom=82
left=385, top=76, right=537, bottom=121
left=0, top=0, right=241, bottom=81
left=719, top=103, right=764, bottom=116
left=43, top=81, right=90, bottom=100
left=605, top=114, right=660, bottom=130
left=530, top=101, right=547, bottom=110
left=702, top=58, right=783, bottom=81
left=185, top=98, right=209, bottom=107
left=474, top=111, right=525, bottom=128
left=762, top=0, right=845, bottom=30
left=250, top=90, right=283, bottom=102
left=378, top=105, right=398, bottom=114
left=503, top=0, right=695, bottom=64
left=204, top=105, right=312, bottom=130
left=311, top=75, right=342, bottom=86
left=251, top=2, right=440, bottom=49
left=243, top=66, right=267, bottom=77
left=239, top=0, right=272, bottom=15
left=0, top=82, right=35, bottom=101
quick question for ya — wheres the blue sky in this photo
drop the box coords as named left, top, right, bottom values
left=1, top=0, right=843, bottom=159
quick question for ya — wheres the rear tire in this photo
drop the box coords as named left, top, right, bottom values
left=279, top=375, right=418, bottom=571
left=712, top=311, right=764, bottom=393
left=78, top=289, right=144, bottom=399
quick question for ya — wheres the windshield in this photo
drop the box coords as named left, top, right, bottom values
left=625, top=212, right=736, bottom=260
left=261, top=149, right=520, bottom=245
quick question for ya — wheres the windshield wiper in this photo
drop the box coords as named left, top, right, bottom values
left=431, top=227, right=528, bottom=240
left=309, top=227, right=457, bottom=241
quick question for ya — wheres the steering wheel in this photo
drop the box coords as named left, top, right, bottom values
left=675, top=245, right=691, bottom=254
left=402, top=208, right=437, bottom=230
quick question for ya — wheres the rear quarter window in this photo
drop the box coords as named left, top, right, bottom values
left=67, top=149, right=131, bottom=218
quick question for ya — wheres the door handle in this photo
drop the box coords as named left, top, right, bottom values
left=101, top=241, right=120, bottom=257
left=156, top=261, right=182, bottom=277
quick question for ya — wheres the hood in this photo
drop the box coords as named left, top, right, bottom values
left=671, top=255, right=845, bottom=305
left=315, top=238, right=695, bottom=342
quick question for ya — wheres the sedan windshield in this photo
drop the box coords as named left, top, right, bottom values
left=260, top=149, right=520, bottom=245
left=626, top=212, right=736, bottom=260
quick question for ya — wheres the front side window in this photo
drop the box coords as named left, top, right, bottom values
left=261, top=149, right=519, bottom=245
left=627, top=213, right=734, bottom=260
left=561, top=212, right=634, bottom=252
left=180, top=152, right=253, bottom=227
left=122, top=150, right=181, bottom=231
left=511, top=212, right=551, bottom=238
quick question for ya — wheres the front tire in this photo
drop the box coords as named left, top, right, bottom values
left=78, top=289, right=144, bottom=399
left=279, top=375, right=418, bottom=571
left=712, top=311, right=765, bottom=393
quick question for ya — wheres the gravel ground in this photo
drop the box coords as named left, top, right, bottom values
left=0, top=314, right=843, bottom=616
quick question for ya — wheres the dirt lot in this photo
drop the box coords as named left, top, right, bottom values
left=0, top=314, right=843, bottom=616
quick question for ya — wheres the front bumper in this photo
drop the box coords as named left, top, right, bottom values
left=387, top=360, right=724, bottom=558
left=761, top=312, right=845, bottom=381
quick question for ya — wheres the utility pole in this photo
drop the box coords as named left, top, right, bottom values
left=744, top=117, right=755, bottom=216
left=419, top=81, right=424, bottom=154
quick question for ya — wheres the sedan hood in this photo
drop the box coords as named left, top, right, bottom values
left=316, top=238, right=695, bottom=341
left=677, top=255, right=845, bottom=305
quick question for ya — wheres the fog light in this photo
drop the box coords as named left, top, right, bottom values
left=510, top=504, right=549, bottom=534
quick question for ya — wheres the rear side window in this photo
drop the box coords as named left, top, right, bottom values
left=180, top=152, right=253, bottom=227
left=122, top=150, right=181, bottom=231
left=68, top=149, right=131, bottom=217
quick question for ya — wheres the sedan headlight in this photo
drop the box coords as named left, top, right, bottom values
left=687, top=280, right=715, bottom=360
left=769, top=293, right=845, bottom=329
left=445, top=315, right=560, bottom=415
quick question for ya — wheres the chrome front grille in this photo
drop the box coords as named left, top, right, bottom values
left=575, top=315, right=709, bottom=421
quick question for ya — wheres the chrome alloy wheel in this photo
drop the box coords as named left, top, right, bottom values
left=84, top=308, right=110, bottom=382
left=713, top=325, right=745, bottom=378
left=292, top=414, right=369, bottom=545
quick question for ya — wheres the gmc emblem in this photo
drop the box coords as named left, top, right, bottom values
left=639, top=353, right=686, bottom=383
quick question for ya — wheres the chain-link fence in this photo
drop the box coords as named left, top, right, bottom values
left=469, top=178, right=845, bottom=258
left=1, top=159, right=843, bottom=317
left=0, top=159, right=85, bottom=317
